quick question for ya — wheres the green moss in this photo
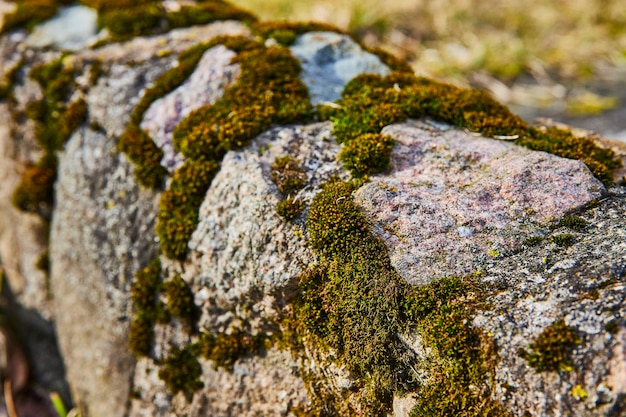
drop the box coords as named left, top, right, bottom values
left=193, top=329, right=271, bottom=370
left=253, top=21, right=345, bottom=46
left=339, top=133, right=394, bottom=178
left=163, top=274, right=198, bottom=331
left=522, top=236, right=543, bottom=247
left=290, top=179, right=508, bottom=415
left=276, top=197, right=303, bottom=221
left=270, top=155, right=306, bottom=195
left=553, top=233, right=575, bottom=247
left=158, top=346, right=204, bottom=394
left=128, top=312, right=155, bottom=357
left=129, top=257, right=169, bottom=356
left=117, top=125, right=167, bottom=189
left=556, top=215, right=588, bottom=232
left=97, top=3, right=162, bottom=38
left=521, top=319, right=581, bottom=372
left=605, top=320, right=619, bottom=335
left=13, top=58, right=87, bottom=217
left=330, top=72, right=620, bottom=184
left=0, top=0, right=68, bottom=34
left=156, top=160, right=220, bottom=260
left=166, top=2, right=256, bottom=30
left=154, top=36, right=310, bottom=260
left=12, top=156, right=56, bottom=215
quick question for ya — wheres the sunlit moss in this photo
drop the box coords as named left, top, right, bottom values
left=289, top=179, right=508, bottom=416
left=193, top=329, right=271, bottom=370
left=520, top=319, right=581, bottom=372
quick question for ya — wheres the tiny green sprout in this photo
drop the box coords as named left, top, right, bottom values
left=50, top=392, right=67, bottom=417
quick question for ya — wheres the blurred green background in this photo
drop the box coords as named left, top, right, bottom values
left=231, top=0, right=626, bottom=136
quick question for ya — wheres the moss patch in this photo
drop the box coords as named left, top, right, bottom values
left=1, top=0, right=256, bottom=42
left=556, top=215, right=588, bottom=232
left=553, top=233, right=576, bottom=247
left=158, top=346, right=204, bottom=395
left=13, top=57, right=87, bottom=218
left=155, top=35, right=310, bottom=259
left=270, top=155, right=307, bottom=221
left=129, top=257, right=168, bottom=357
left=193, top=329, right=271, bottom=370
left=163, top=274, right=199, bottom=332
left=327, top=72, right=620, bottom=184
left=285, top=179, right=508, bottom=416
left=521, top=319, right=582, bottom=372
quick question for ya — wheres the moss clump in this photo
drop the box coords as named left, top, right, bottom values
left=291, top=179, right=508, bottom=416
left=12, top=156, right=56, bottom=215
left=97, top=3, right=162, bottom=38
left=129, top=258, right=168, bottom=357
left=276, top=197, right=303, bottom=221
left=521, top=319, right=581, bottom=372
left=605, top=320, right=619, bottom=335
left=13, top=58, right=87, bottom=218
left=158, top=346, right=204, bottom=394
left=557, top=215, right=588, bottom=232
left=117, top=125, right=167, bottom=189
left=156, top=160, right=220, bottom=260
left=128, top=312, right=155, bottom=357
left=193, top=329, right=271, bottom=370
left=154, top=35, right=310, bottom=260
left=163, top=274, right=198, bottom=331
left=522, top=236, right=543, bottom=247
left=339, top=133, right=394, bottom=178
left=0, top=0, right=67, bottom=34
left=89, top=0, right=256, bottom=42
left=329, top=72, right=620, bottom=184
left=270, top=156, right=307, bottom=195
left=253, top=21, right=345, bottom=46
left=166, top=1, right=256, bottom=30
left=553, top=233, right=575, bottom=247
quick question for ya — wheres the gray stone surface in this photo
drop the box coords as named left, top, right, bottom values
left=25, top=5, right=99, bottom=51
left=141, top=45, right=241, bottom=172
left=472, top=188, right=626, bottom=416
left=355, top=120, right=605, bottom=285
left=290, top=31, right=390, bottom=104
left=51, top=127, right=160, bottom=417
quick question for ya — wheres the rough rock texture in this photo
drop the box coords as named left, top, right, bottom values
left=131, top=348, right=309, bottom=417
left=2, top=9, right=626, bottom=417
left=355, top=120, right=605, bottom=284
left=473, top=187, right=626, bottom=416
left=51, top=127, right=159, bottom=417
left=290, top=31, right=390, bottom=104
left=141, top=45, right=241, bottom=172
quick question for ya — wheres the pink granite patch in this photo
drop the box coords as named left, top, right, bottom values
left=140, top=45, right=241, bottom=172
left=353, top=120, right=605, bottom=285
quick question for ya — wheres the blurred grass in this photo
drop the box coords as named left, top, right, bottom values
left=231, top=0, right=626, bottom=113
